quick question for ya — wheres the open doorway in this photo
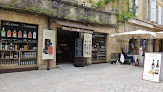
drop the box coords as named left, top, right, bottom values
left=56, top=28, right=79, bottom=64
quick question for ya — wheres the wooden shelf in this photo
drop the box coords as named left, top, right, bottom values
left=92, top=50, right=106, bottom=51
left=20, top=58, right=37, bottom=59
left=97, top=55, right=106, bottom=56
left=0, top=58, right=19, bottom=59
left=0, top=50, right=37, bottom=51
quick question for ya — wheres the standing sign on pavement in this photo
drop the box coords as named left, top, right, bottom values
left=142, top=52, right=162, bottom=82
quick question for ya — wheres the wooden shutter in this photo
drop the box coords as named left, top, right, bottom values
left=150, top=0, right=156, bottom=22
left=158, top=6, right=161, bottom=25
left=135, top=0, right=138, bottom=16
left=145, top=0, right=148, bottom=20
left=161, top=7, right=163, bottom=25
left=129, top=0, right=133, bottom=12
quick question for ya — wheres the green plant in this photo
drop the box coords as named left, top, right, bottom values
left=65, top=15, right=72, bottom=20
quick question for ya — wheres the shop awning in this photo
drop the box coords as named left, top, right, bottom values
left=54, top=20, right=93, bottom=33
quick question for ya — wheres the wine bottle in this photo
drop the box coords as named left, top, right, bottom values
left=7, top=29, right=11, bottom=38
left=18, top=31, right=22, bottom=38
left=48, top=43, right=53, bottom=55
left=155, top=60, right=159, bottom=74
left=33, top=31, right=37, bottom=39
left=151, top=60, right=155, bottom=71
left=1, top=27, right=6, bottom=37
left=13, top=30, right=17, bottom=38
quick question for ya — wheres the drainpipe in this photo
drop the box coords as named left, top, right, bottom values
left=47, top=17, right=51, bottom=70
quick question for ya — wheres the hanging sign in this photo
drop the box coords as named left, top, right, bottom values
left=42, top=29, right=55, bottom=59
left=83, top=33, right=92, bottom=57
left=142, top=52, right=162, bottom=82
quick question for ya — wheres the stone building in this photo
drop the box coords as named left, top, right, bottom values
left=0, top=0, right=162, bottom=73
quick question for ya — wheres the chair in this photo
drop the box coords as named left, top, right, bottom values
left=118, top=53, right=131, bottom=64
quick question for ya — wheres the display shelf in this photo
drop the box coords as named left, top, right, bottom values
left=0, top=58, right=19, bottom=59
left=20, top=58, right=37, bottom=59
left=0, top=50, right=37, bottom=51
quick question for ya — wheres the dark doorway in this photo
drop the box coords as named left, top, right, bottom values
left=56, top=28, right=79, bottom=64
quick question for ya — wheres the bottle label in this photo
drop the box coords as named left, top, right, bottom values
left=1, top=31, right=5, bottom=37
left=24, top=34, right=27, bottom=38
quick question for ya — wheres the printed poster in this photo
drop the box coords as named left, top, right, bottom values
left=42, top=29, right=55, bottom=59
left=142, top=53, right=162, bottom=82
left=83, top=33, right=92, bottom=57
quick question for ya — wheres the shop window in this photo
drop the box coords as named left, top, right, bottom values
left=92, top=33, right=106, bottom=61
left=0, top=20, right=38, bottom=66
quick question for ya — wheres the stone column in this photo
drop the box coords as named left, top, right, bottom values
left=154, top=39, right=159, bottom=52
left=147, top=39, right=153, bottom=52
left=105, top=33, right=111, bottom=63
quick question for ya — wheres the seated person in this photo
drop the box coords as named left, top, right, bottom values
left=121, top=48, right=134, bottom=64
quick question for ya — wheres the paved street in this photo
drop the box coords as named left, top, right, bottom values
left=0, top=63, right=163, bottom=92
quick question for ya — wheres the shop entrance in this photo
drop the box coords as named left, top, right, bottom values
left=56, top=28, right=79, bottom=64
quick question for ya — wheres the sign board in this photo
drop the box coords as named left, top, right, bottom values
left=75, top=38, right=83, bottom=57
left=83, top=33, right=92, bottom=57
left=42, top=29, right=55, bottom=59
left=142, top=52, right=162, bottom=82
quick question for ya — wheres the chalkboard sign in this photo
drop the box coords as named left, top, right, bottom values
left=75, top=38, right=83, bottom=57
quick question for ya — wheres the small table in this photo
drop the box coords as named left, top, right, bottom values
left=128, top=55, right=144, bottom=66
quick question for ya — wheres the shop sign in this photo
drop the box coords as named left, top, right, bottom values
left=75, top=38, right=83, bottom=57
left=42, top=29, right=55, bottom=59
left=142, top=52, right=162, bottom=82
left=83, top=33, right=92, bottom=57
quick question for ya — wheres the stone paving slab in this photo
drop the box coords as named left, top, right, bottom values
left=0, top=63, right=163, bottom=92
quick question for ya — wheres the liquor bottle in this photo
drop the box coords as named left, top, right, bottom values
left=23, top=31, right=27, bottom=39
left=0, top=43, right=2, bottom=50
left=5, top=44, right=8, bottom=50
left=151, top=60, right=155, bottom=71
left=7, top=30, right=11, bottom=37
left=13, top=30, right=17, bottom=38
left=155, top=60, right=159, bottom=74
left=18, top=31, right=22, bottom=38
left=28, top=32, right=32, bottom=39
left=1, top=27, right=6, bottom=37
left=33, top=31, right=37, bottom=39
left=48, top=43, right=53, bottom=55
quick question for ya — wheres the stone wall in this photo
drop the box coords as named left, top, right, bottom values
left=0, top=0, right=117, bottom=26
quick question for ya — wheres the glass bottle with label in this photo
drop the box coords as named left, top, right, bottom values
left=33, top=31, right=37, bottom=40
left=23, top=31, right=27, bottom=41
left=7, top=30, right=11, bottom=38
left=18, top=31, right=22, bottom=38
left=155, top=60, right=159, bottom=74
left=1, top=27, right=6, bottom=37
left=13, top=30, right=17, bottom=38
left=48, top=43, right=53, bottom=55
left=151, top=60, right=155, bottom=71
left=28, top=32, right=32, bottom=41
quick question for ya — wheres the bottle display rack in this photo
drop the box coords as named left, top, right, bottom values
left=92, top=50, right=106, bottom=61
left=0, top=20, right=38, bottom=66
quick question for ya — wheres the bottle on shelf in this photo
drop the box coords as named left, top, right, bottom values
left=0, top=43, right=2, bottom=50
left=7, top=29, right=11, bottom=38
left=5, top=43, right=8, bottom=50
left=13, top=30, right=17, bottom=38
left=23, top=31, right=27, bottom=41
left=33, top=31, right=37, bottom=40
left=1, top=27, right=6, bottom=37
left=18, top=31, right=22, bottom=38
left=28, top=32, right=32, bottom=41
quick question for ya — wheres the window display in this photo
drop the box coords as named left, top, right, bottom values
left=0, top=20, right=38, bottom=66
left=92, top=33, right=106, bottom=61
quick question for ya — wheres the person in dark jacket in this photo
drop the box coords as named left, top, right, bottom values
left=121, top=48, right=134, bottom=64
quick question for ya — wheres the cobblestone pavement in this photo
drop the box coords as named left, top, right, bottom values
left=0, top=63, right=163, bottom=92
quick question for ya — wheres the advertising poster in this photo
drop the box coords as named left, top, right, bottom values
left=83, top=33, right=92, bottom=57
left=142, top=53, right=162, bottom=82
left=75, top=38, right=83, bottom=57
left=42, top=29, right=55, bottom=59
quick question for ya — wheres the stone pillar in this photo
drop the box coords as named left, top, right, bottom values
left=87, top=58, right=92, bottom=65
left=147, top=39, right=153, bottom=52
left=154, top=39, right=159, bottom=52
left=138, top=0, right=145, bottom=20
left=105, top=33, right=111, bottom=63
